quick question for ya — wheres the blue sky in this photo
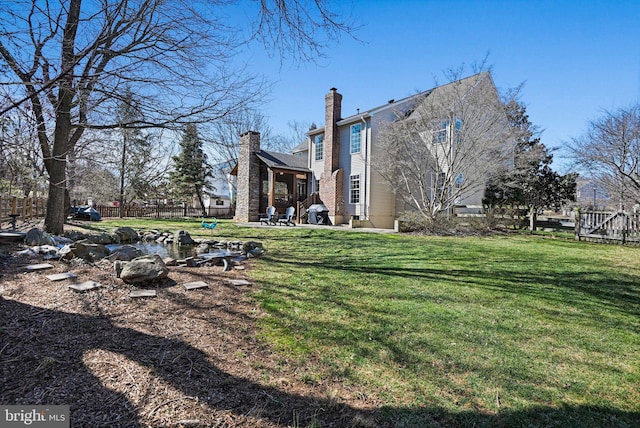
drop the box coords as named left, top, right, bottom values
left=244, top=0, right=640, bottom=172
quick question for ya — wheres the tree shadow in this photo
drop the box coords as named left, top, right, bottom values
left=1, top=296, right=638, bottom=427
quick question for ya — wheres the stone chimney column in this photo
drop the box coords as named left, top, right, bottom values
left=234, top=131, right=261, bottom=222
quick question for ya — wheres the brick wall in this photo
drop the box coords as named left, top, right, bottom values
left=320, top=88, right=344, bottom=219
left=234, top=131, right=261, bottom=222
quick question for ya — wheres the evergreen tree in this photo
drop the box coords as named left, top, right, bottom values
left=170, top=124, right=213, bottom=216
left=484, top=100, right=577, bottom=230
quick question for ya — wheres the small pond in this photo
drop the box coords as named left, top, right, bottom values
left=106, top=242, right=238, bottom=260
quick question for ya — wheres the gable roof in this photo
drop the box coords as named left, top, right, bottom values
left=326, top=72, right=494, bottom=128
left=256, top=150, right=310, bottom=173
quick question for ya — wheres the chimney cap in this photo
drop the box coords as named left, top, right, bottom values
left=329, top=87, right=337, bottom=92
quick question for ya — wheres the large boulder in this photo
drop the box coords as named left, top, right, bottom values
left=173, top=230, right=196, bottom=245
left=107, top=244, right=143, bottom=261
left=120, top=254, right=169, bottom=284
left=59, top=239, right=110, bottom=261
left=25, top=228, right=55, bottom=246
left=112, top=227, right=139, bottom=243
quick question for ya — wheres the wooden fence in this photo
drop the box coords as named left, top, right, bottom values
left=0, top=196, right=46, bottom=228
left=577, top=210, right=640, bottom=244
left=95, top=205, right=234, bottom=219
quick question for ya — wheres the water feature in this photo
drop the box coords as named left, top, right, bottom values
left=106, top=242, right=238, bottom=260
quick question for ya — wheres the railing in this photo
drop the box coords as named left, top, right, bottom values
left=95, top=205, right=234, bottom=219
left=577, top=210, right=640, bottom=244
left=296, top=192, right=321, bottom=224
left=0, top=196, right=46, bottom=228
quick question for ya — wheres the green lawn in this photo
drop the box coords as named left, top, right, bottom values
left=91, top=219, right=640, bottom=427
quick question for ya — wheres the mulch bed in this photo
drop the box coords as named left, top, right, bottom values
left=0, top=236, right=382, bottom=427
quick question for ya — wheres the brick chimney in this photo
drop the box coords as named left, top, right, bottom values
left=234, top=131, right=261, bottom=222
left=319, top=88, right=344, bottom=223
left=324, top=88, right=342, bottom=174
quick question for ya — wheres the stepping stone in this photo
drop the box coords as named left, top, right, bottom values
left=25, top=263, right=54, bottom=271
left=183, top=281, right=208, bottom=290
left=47, top=272, right=77, bottom=281
left=130, top=289, right=157, bottom=298
left=227, top=279, right=251, bottom=286
left=69, top=281, right=102, bottom=292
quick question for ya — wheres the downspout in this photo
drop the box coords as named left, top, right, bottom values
left=361, top=115, right=368, bottom=220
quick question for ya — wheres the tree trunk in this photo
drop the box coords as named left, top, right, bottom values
left=44, top=150, right=68, bottom=235
left=529, top=206, right=537, bottom=232
left=195, top=184, right=207, bottom=217
left=119, top=134, right=127, bottom=218
left=43, top=0, right=81, bottom=235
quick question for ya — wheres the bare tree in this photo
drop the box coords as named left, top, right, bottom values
left=0, top=0, right=355, bottom=234
left=569, top=104, right=640, bottom=208
left=0, top=105, right=47, bottom=196
left=376, top=71, right=513, bottom=222
left=206, top=108, right=274, bottom=168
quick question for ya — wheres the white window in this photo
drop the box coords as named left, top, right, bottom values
left=349, top=174, right=360, bottom=204
left=350, top=123, right=362, bottom=154
left=455, top=118, right=463, bottom=144
left=433, top=120, right=448, bottom=144
left=315, top=134, right=324, bottom=161
left=455, top=173, right=464, bottom=189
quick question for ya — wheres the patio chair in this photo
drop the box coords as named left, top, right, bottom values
left=277, top=206, right=296, bottom=226
left=259, top=206, right=277, bottom=225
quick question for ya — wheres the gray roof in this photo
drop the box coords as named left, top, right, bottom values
left=292, top=141, right=308, bottom=154
left=332, top=72, right=492, bottom=126
left=256, top=150, right=310, bottom=173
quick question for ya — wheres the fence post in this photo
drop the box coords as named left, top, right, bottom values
left=574, top=208, right=581, bottom=241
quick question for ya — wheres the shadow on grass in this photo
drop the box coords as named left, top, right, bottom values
left=262, top=244, right=640, bottom=320
left=2, top=297, right=638, bottom=427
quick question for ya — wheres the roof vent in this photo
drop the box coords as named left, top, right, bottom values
left=388, top=99, right=395, bottom=104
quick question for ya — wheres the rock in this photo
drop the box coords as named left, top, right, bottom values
left=177, top=256, right=198, bottom=267
left=114, top=260, right=125, bottom=278
left=174, top=230, right=196, bottom=245
left=63, top=230, right=87, bottom=241
left=25, top=228, right=55, bottom=246
left=242, top=241, right=263, bottom=254
left=143, top=232, right=160, bottom=242
left=52, top=236, right=74, bottom=246
left=163, top=257, right=177, bottom=266
left=195, top=243, right=210, bottom=254
left=107, top=244, right=143, bottom=261
left=112, top=227, right=139, bottom=243
left=120, top=254, right=169, bottom=284
left=246, top=248, right=265, bottom=258
left=61, top=239, right=111, bottom=262
left=86, top=233, right=117, bottom=245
